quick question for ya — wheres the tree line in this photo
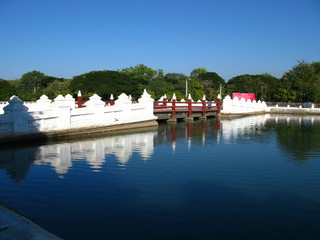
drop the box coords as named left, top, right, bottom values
left=1, top=61, right=319, bottom=102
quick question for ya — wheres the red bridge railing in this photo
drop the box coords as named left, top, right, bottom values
left=154, top=98, right=221, bottom=119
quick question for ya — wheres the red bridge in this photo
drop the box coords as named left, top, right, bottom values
left=153, top=98, right=221, bottom=121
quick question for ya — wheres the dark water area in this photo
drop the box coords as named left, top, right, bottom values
left=1, top=115, right=320, bottom=240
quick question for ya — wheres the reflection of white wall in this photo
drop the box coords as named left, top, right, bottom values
left=221, top=114, right=320, bottom=142
left=221, top=114, right=271, bottom=142
left=34, top=144, right=72, bottom=174
left=34, top=131, right=157, bottom=174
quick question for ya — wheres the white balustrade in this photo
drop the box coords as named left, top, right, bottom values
left=222, top=95, right=267, bottom=114
left=0, top=90, right=157, bottom=136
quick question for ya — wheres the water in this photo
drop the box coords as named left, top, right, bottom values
left=1, top=115, right=320, bottom=240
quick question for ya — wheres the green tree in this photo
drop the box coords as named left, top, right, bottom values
left=274, top=88, right=297, bottom=102
left=188, top=79, right=204, bottom=100
left=17, top=71, right=46, bottom=95
left=43, top=79, right=71, bottom=99
left=278, top=61, right=320, bottom=102
left=0, top=79, right=15, bottom=100
left=190, top=68, right=207, bottom=79
left=70, top=70, right=139, bottom=100
left=227, top=74, right=279, bottom=101
left=198, top=72, right=226, bottom=100
left=120, top=64, right=158, bottom=84
left=147, top=78, right=174, bottom=100
left=164, top=73, right=188, bottom=99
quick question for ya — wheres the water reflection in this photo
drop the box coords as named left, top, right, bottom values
left=272, top=115, right=320, bottom=162
left=0, top=131, right=157, bottom=181
left=33, top=132, right=155, bottom=174
left=1, top=114, right=320, bottom=182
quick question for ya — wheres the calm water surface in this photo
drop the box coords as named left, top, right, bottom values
left=1, top=115, right=320, bottom=240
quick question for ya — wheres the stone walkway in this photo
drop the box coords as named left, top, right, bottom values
left=0, top=203, right=62, bottom=240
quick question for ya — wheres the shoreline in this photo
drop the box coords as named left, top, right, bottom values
left=0, top=120, right=158, bottom=144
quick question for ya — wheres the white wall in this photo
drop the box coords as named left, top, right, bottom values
left=222, top=95, right=267, bottom=114
left=0, top=90, right=157, bottom=136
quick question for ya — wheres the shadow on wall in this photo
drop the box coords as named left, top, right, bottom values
left=0, top=90, right=156, bottom=144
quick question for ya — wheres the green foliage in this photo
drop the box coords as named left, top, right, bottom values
left=165, top=73, right=188, bottom=97
left=190, top=68, right=207, bottom=79
left=198, top=72, right=226, bottom=100
left=0, top=79, right=15, bottom=100
left=120, top=64, right=158, bottom=85
left=189, top=80, right=204, bottom=100
left=43, top=79, right=71, bottom=99
left=274, top=88, right=297, bottom=102
left=16, top=71, right=46, bottom=100
left=6, top=61, right=320, bottom=103
left=278, top=61, right=320, bottom=102
left=147, top=78, right=174, bottom=100
left=227, top=73, right=279, bottom=101
left=70, top=70, right=139, bottom=100
left=14, top=71, right=68, bottom=100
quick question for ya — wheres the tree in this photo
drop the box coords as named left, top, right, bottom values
left=17, top=71, right=46, bottom=94
left=120, top=64, right=158, bottom=85
left=278, top=61, right=320, bottom=102
left=0, top=79, right=15, bottom=100
left=70, top=70, right=139, bottom=100
left=164, top=73, right=188, bottom=99
left=227, top=74, right=279, bottom=101
left=198, top=72, right=226, bottom=100
left=147, top=78, right=174, bottom=100
left=43, top=79, right=71, bottom=99
left=188, top=79, right=204, bottom=100
left=190, top=68, right=207, bottom=79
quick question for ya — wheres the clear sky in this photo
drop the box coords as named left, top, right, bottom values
left=1, top=0, right=319, bottom=81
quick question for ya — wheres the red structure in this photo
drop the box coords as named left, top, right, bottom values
left=232, top=93, right=255, bottom=101
left=153, top=99, right=221, bottom=120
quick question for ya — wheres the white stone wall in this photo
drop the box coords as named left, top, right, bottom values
left=222, top=95, right=267, bottom=114
left=0, top=90, right=157, bottom=135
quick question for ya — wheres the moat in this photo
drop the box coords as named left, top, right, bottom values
left=1, top=114, right=320, bottom=240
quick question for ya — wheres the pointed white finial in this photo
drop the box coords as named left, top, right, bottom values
left=110, top=94, right=114, bottom=100
left=78, top=90, right=82, bottom=97
left=202, top=95, right=206, bottom=101
left=188, top=93, right=192, bottom=100
left=172, top=93, right=177, bottom=100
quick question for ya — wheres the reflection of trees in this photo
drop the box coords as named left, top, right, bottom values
left=0, top=147, right=38, bottom=183
left=274, top=118, right=320, bottom=161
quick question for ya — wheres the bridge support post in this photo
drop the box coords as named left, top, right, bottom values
left=184, top=99, right=193, bottom=121
left=168, top=99, right=177, bottom=122
left=199, top=100, right=207, bottom=120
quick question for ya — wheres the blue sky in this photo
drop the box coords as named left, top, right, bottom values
left=1, top=0, right=319, bottom=81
